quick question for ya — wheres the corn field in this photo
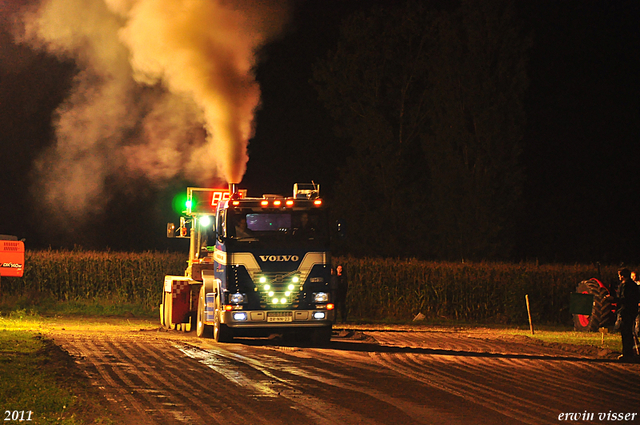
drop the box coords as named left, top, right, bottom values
left=333, top=257, right=619, bottom=325
left=0, top=250, right=620, bottom=325
left=0, top=250, right=185, bottom=310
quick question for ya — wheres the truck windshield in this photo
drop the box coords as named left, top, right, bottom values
left=247, top=213, right=291, bottom=231
left=229, top=210, right=326, bottom=243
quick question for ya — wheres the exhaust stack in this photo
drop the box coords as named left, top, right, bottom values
left=229, top=183, right=240, bottom=199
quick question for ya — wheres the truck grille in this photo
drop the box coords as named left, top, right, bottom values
left=257, top=275, right=301, bottom=309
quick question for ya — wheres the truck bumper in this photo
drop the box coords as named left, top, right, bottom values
left=221, top=309, right=334, bottom=329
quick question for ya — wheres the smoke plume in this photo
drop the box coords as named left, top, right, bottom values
left=14, top=0, right=288, bottom=219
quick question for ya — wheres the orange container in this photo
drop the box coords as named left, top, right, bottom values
left=0, top=241, right=25, bottom=277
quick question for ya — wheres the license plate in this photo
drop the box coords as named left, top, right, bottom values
left=267, top=312, right=293, bottom=322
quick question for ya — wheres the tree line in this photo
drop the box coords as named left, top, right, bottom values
left=313, top=0, right=530, bottom=261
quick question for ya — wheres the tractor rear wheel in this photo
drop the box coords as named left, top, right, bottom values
left=159, top=291, right=165, bottom=327
left=573, top=279, right=613, bottom=332
left=164, top=293, right=175, bottom=330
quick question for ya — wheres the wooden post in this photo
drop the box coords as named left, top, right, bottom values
left=525, top=294, right=534, bottom=335
left=599, top=327, right=608, bottom=346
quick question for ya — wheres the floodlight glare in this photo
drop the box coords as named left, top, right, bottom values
left=200, top=215, right=211, bottom=227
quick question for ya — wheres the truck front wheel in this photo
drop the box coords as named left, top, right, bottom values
left=196, top=287, right=212, bottom=338
left=213, top=297, right=234, bottom=343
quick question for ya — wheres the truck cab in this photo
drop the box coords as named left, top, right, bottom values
left=161, top=183, right=334, bottom=344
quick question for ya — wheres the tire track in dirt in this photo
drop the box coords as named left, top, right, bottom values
left=55, top=334, right=312, bottom=425
left=372, top=351, right=556, bottom=424
left=63, top=336, right=216, bottom=424
left=106, top=339, right=226, bottom=424
left=259, top=348, right=478, bottom=425
left=199, top=342, right=474, bottom=425
left=176, top=342, right=387, bottom=425
left=128, top=340, right=281, bottom=424
left=63, top=339, right=139, bottom=412
left=366, top=331, right=640, bottom=425
left=87, top=338, right=197, bottom=425
left=63, top=336, right=171, bottom=424
left=440, top=355, right=597, bottom=409
left=51, top=327, right=640, bottom=425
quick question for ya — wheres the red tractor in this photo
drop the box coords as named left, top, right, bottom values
left=572, top=278, right=617, bottom=332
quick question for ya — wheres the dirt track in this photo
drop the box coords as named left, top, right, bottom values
left=49, top=325, right=640, bottom=425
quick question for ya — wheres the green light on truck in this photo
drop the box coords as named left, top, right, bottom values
left=172, top=193, right=189, bottom=214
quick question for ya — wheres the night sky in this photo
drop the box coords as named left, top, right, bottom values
left=0, top=0, right=638, bottom=263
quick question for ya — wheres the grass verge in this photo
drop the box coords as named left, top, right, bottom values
left=503, top=326, right=622, bottom=353
left=0, top=295, right=157, bottom=319
left=0, top=310, right=142, bottom=425
left=0, top=327, right=80, bottom=424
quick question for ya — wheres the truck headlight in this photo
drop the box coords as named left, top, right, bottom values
left=312, top=312, right=326, bottom=320
left=229, top=293, right=246, bottom=304
left=233, top=312, right=247, bottom=321
left=313, top=292, right=329, bottom=303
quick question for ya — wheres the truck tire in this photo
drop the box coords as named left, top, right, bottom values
left=311, top=327, right=332, bottom=346
left=573, top=279, right=613, bottom=332
left=213, top=296, right=233, bottom=343
left=196, top=286, right=212, bottom=338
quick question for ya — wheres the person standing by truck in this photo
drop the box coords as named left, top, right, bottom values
left=334, top=265, right=349, bottom=323
left=607, top=268, right=640, bottom=362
